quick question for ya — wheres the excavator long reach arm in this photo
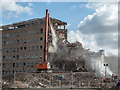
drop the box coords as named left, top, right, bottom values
left=37, top=9, right=51, bottom=70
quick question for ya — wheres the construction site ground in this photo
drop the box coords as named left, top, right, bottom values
left=2, top=72, right=118, bottom=89
left=2, top=88, right=118, bottom=90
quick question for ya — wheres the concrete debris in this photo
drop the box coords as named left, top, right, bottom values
left=2, top=72, right=117, bottom=88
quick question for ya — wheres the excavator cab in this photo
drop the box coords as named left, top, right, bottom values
left=37, top=62, right=50, bottom=70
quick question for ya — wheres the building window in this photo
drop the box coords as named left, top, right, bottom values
left=27, top=39, right=30, bottom=43
left=6, top=56, right=8, bottom=60
left=35, top=38, right=39, bottom=42
left=20, top=47, right=23, bottom=50
left=7, top=34, right=9, bottom=38
left=31, top=63, right=33, bottom=67
left=24, top=31, right=27, bottom=36
left=16, top=63, right=18, bottom=67
left=35, top=46, right=37, bottom=50
left=20, top=63, right=22, bottom=66
left=6, top=48, right=9, bottom=52
left=13, top=40, right=16, bottom=44
left=13, top=70, right=14, bottom=73
left=40, top=37, right=43, bottom=41
left=10, top=48, right=12, bottom=52
left=40, top=46, right=42, bottom=49
left=10, top=40, right=12, bottom=44
left=2, top=70, right=4, bottom=74
left=17, top=48, right=19, bottom=52
left=32, top=55, right=34, bottom=59
left=13, top=48, right=15, bottom=52
left=5, top=56, right=7, bottom=60
left=32, top=46, right=34, bottom=49
left=5, top=71, right=7, bottom=74
left=16, top=55, right=19, bottom=59
left=24, top=55, right=27, bottom=59
left=3, top=48, right=5, bottom=53
left=3, top=41, right=5, bottom=44
left=24, top=39, right=26, bottom=43
left=13, top=56, right=15, bottom=59
left=58, top=25, right=64, bottom=29
left=17, top=32, right=19, bottom=37
left=17, top=40, right=19, bottom=44
left=37, top=46, right=39, bottom=49
left=20, top=56, right=22, bottom=59
left=40, top=29, right=43, bottom=33
left=13, top=33, right=15, bottom=37
left=27, top=55, right=30, bottom=59
left=27, top=63, right=29, bottom=67
left=23, top=63, right=26, bottom=66
left=9, top=56, right=11, bottom=60
left=32, top=31, right=34, bottom=34
left=3, top=34, right=6, bottom=38
left=35, top=54, right=38, bottom=58
left=3, top=63, right=5, bottom=67
left=21, top=39, right=23, bottom=44
left=28, top=31, right=31, bottom=35
left=6, top=41, right=9, bottom=44
left=3, top=56, right=5, bottom=60
left=28, top=46, right=30, bottom=51
left=24, top=47, right=26, bottom=50
left=10, top=33, right=12, bottom=37
left=32, top=38, right=34, bottom=42
left=21, top=32, right=23, bottom=36
left=40, top=55, right=42, bottom=59
left=13, top=63, right=15, bottom=67
left=36, top=30, right=39, bottom=34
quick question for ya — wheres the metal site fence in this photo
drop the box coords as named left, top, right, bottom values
left=2, top=71, right=119, bottom=88
left=46, top=72, right=101, bottom=88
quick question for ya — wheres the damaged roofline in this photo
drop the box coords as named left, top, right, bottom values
left=1, top=17, right=67, bottom=30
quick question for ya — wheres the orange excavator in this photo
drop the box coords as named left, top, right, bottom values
left=37, top=9, right=51, bottom=70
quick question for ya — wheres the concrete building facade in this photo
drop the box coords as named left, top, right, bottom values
left=1, top=17, right=67, bottom=75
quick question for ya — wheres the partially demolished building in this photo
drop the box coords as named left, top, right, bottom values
left=1, top=17, right=67, bottom=75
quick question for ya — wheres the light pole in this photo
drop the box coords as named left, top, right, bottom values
left=104, top=64, right=108, bottom=78
left=71, top=71, right=73, bottom=89
left=14, top=71, right=16, bottom=88
left=79, top=80, right=81, bottom=88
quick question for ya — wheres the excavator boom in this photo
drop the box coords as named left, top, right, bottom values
left=37, top=9, right=51, bottom=70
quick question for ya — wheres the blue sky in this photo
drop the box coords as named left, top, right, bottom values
left=2, top=2, right=95, bottom=31
left=1, top=1, right=118, bottom=56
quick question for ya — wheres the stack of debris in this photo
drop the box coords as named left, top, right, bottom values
left=2, top=72, right=116, bottom=88
left=51, top=42, right=88, bottom=71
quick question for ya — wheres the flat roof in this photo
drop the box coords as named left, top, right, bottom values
left=1, top=17, right=67, bottom=29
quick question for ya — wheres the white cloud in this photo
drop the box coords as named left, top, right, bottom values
left=1, top=0, right=32, bottom=15
left=66, top=23, right=71, bottom=29
left=0, top=24, right=3, bottom=30
left=28, top=3, right=33, bottom=7
left=70, top=5, right=77, bottom=10
left=68, top=30, right=99, bottom=52
left=68, top=3, right=118, bottom=56
left=0, top=24, right=3, bottom=26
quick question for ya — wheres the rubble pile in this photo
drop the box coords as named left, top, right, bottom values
left=52, top=42, right=88, bottom=72
left=2, top=72, right=116, bottom=88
